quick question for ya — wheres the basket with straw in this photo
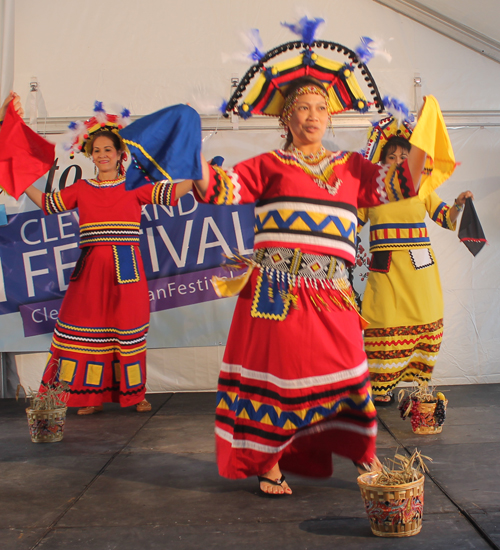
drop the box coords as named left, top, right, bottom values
left=398, top=381, right=447, bottom=434
left=357, top=450, right=430, bottom=537
left=18, top=382, right=69, bottom=443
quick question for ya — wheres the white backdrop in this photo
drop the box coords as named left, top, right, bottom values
left=3, top=0, right=500, bottom=393
left=11, top=0, right=500, bottom=115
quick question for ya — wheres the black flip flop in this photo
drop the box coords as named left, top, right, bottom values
left=257, top=474, right=290, bottom=498
left=373, top=392, right=394, bottom=407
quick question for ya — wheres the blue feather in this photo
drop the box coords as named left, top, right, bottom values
left=93, top=100, right=105, bottom=112
left=383, top=96, right=415, bottom=123
left=68, top=121, right=78, bottom=130
left=219, top=100, right=229, bottom=115
left=281, top=16, right=324, bottom=45
left=247, top=29, right=265, bottom=62
left=249, top=47, right=265, bottom=62
left=121, top=108, right=131, bottom=118
left=355, top=36, right=375, bottom=64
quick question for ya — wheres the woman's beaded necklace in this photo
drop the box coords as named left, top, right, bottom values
left=290, top=145, right=342, bottom=196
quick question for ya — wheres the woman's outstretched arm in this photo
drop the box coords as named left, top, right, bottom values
left=407, top=144, right=426, bottom=192
left=24, top=185, right=43, bottom=209
left=174, top=179, right=194, bottom=200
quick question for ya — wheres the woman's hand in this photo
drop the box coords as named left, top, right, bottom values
left=455, top=190, right=474, bottom=206
left=0, top=92, right=24, bottom=122
left=450, top=190, right=474, bottom=223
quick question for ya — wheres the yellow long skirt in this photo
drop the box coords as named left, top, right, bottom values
left=361, top=248, right=444, bottom=396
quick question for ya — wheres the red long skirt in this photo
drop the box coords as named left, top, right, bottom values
left=215, top=269, right=378, bottom=479
left=40, top=245, right=149, bottom=408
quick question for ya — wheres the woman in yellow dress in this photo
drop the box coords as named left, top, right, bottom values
left=359, top=133, right=473, bottom=404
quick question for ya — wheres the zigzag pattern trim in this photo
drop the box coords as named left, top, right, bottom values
left=365, top=332, right=444, bottom=347
left=217, top=392, right=372, bottom=431
left=53, top=327, right=146, bottom=346
left=56, top=320, right=149, bottom=336
left=371, top=371, right=432, bottom=393
left=152, top=181, right=175, bottom=205
left=271, top=149, right=352, bottom=175
left=87, top=177, right=125, bottom=188
left=209, top=166, right=242, bottom=205
left=255, top=210, right=356, bottom=241
left=367, top=351, right=439, bottom=370
left=51, top=338, right=147, bottom=356
left=44, top=191, right=67, bottom=214
left=79, top=222, right=141, bottom=246
left=220, top=373, right=371, bottom=408
left=41, top=380, right=144, bottom=396
left=396, top=164, right=412, bottom=198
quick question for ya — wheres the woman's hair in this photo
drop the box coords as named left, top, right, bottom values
left=282, top=76, right=329, bottom=151
left=380, top=135, right=411, bottom=164
left=88, top=130, right=123, bottom=155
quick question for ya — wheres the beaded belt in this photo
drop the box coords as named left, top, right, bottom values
left=253, top=247, right=347, bottom=281
left=79, top=222, right=141, bottom=246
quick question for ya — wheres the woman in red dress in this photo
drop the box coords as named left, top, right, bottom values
left=25, top=129, right=191, bottom=415
left=193, top=76, right=427, bottom=495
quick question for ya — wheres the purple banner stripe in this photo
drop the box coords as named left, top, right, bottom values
left=19, top=267, right=242, bottom=338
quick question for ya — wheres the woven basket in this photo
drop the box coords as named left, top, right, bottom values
left=358, top=472, right=425, bottom=537
left=412, top=399, right=448, bottom=434
left=26, top=406, right=67, bottom=443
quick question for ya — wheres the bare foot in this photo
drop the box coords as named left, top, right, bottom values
left=258, top=463, right=292, bottom=495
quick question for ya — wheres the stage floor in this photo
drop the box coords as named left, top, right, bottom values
left=1, top=384, right=499, bottom=550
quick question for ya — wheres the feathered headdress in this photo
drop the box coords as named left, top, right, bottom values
left=222, top=17, right=385, bottom=120
left=363, top=97, right=414, bottom=163
left=63, top=101, right=131, bottom=158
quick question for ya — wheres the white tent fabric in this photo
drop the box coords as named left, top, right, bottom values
left=0, top=0, right=14, bottom=101
left=3, top=0, right=500, bottom=393
left=11, top=0, right=500, bottom=115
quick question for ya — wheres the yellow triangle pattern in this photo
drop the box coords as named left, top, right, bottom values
left=238, top=408, right=250, bottom=420
left=311, top=412, right=325, bottom=423
left=260, top=413, right=274, bottom=426
left=283, top=420, right=297, bottom=431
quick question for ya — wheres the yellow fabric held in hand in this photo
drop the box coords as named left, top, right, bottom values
left=211, top=267, right=254, bottom=298
left=410, top=95, right=456, bottom=199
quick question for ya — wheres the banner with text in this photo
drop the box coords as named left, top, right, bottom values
left=0, top=140, right=255, bottom=350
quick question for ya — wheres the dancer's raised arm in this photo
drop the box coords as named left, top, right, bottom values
left=24, top=185, right=43, bottom=209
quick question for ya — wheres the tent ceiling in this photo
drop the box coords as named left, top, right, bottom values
left=374, top=0, right=500, bottom=63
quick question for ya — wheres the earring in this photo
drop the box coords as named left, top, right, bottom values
left=329, top=120, right=335, bottom=138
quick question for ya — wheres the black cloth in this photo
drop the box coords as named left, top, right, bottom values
left=458, top=197, right=486, bottom=256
